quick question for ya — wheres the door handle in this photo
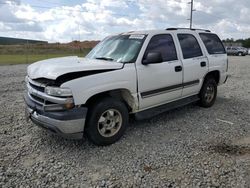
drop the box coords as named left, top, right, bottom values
left=175, top=66, right=182, bottom=72
left=200, top=61, right=206, bottom=67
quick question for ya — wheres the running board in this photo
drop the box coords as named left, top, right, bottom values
left=134, top=95, right=199, bottom=120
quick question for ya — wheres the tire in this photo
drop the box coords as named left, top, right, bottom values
left=238, top=52, right=243, bottom=56
left=199, top=77, right=217, bottom=108
left=85, top=97, right=128, bottom=146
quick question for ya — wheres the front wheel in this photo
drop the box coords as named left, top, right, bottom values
left=85, top=97, right=128, bottom=146
left=199, top=77, right=217, bottom=108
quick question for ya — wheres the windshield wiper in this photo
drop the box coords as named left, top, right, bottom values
left=95, top=57, right=114, bottom=61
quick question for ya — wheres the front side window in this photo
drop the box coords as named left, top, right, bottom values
left=199, top=33, right=226, bottom=54
left=178, top=34, right=203, bottom=59
left=144, top=34, right=178, bottom=62
left=87, top=34, right=145, bottom=63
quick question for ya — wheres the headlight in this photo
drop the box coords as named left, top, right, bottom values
left=45, top=86, right=72, bottom=97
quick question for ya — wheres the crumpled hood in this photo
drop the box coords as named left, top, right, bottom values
left=27, top=56, right=123, bottom=80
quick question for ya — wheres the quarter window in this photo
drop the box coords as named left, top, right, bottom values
left=144, top=34, right=177, bottom=62
left=178, top=34, right=203, bottom=59
left=199, top=33, right=226, bottom=54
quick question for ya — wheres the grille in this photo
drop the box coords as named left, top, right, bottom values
left=30, top=93, right=45, bottom=104
left=27, top=78, right=48, bottom=105
left=25, top=76, right=73, bottom=108
left=29, top=82, right=45, bottom=92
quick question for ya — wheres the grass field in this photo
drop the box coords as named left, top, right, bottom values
left=0, top=43, right=94, bottom=65
left=0, top=54, right=86, bottom=65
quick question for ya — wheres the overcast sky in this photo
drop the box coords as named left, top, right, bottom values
left=0, top=0, right=250, bottom=42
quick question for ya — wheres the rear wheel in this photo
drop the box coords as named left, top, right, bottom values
left=85, top=97, right=128, bottom=146
left=199, top=77, right=217, bottom=108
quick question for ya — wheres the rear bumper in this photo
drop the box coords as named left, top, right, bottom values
left=24, top=93, right=87, bottom=139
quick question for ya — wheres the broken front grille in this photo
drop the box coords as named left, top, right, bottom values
left=25, top=76, right=73, bottom=107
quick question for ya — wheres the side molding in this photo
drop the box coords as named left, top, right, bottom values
left=141, top=80, right=199, bottom=98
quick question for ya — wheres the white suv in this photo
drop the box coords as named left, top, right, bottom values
left=24, top=28, right=228, bottom=145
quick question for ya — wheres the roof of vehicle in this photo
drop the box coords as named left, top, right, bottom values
left=120, top=28, right=212, bottom=35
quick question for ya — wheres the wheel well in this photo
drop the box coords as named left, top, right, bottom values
left=85, top=89, right=137, bottom=112
left=205, top=71, right=220, bottom=84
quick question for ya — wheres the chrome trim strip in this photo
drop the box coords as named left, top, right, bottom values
left=141, top=87, right=182, bottom=99
left=183, top=83, right=199, bottom=88
left=141, top=80, right=200, bottom=99
left=28, top=92, right=44, bottom=105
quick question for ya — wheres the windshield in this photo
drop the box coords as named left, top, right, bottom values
left=86, top=34, right=146, bottom=63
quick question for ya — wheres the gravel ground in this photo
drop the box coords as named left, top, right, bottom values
left=0, top=56, right=250, bottom=187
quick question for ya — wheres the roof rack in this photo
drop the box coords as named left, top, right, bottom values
left=166, top=28, right=211, bottom=32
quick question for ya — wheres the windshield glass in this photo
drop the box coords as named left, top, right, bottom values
left=86, top=34, right=146, bottom=63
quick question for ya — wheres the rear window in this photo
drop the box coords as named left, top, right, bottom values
left=199, top=33, right=226, bottom=54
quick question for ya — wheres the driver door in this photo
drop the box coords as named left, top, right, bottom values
left=136, top=34, right=183, bottom=110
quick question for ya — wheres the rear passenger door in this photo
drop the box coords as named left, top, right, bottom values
left=177, top=33, right=209, bottom=97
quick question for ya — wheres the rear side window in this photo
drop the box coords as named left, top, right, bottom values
left=145, top=34, right=177, bottom=62
left=177, top=34, right=203, bottom=59
left=199, top=33, right=226, bottom=54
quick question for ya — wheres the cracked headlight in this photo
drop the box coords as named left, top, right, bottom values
left=45, top=86, right=72, bottom=97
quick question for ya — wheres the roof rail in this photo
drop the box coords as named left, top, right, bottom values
left=166, top=28, right=211, bottom=32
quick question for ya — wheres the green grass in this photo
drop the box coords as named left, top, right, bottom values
left=0, top=53, right=88, bottom=65
left=0, top=44, right=92, bottom=65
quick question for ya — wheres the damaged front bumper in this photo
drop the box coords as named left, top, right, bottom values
left=24, top=76, right=88, bottom=139
left=24, top=93, right=87, bottom=139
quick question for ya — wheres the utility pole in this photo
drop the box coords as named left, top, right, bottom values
left=78, top=24, right=81, bottom=54
left=78, top=24, right=81, bottom=42
left=188, top=0, right=195, bottom=29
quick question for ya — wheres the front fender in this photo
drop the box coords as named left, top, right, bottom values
left=61, top=64, right=137, bottom=105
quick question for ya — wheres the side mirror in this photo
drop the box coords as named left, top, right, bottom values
left=142, top=52, right=163, bottom=65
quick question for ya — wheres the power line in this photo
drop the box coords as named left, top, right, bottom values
left=33, top=0, right=67, bottom=6
left=0, top=2, right=138, bottom=17
left=1, top=1, right=229, bottom=31
left=195, top=10, right=223, bottom=20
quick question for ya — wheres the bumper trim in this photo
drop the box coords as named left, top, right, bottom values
left=27, top=106, right=86, bottom=139
left=24, top=93, right=87, bottom=121
left=31, top=116, right=83, bottom=139
left=25, top=92, right=88, bottom=140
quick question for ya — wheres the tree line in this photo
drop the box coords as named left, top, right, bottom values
left=222, top=38, right=250, bottom=48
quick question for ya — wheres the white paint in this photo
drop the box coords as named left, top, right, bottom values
left=28, top=56, right=123, bottom=80
left=27, top=29, right=228, bottom=112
